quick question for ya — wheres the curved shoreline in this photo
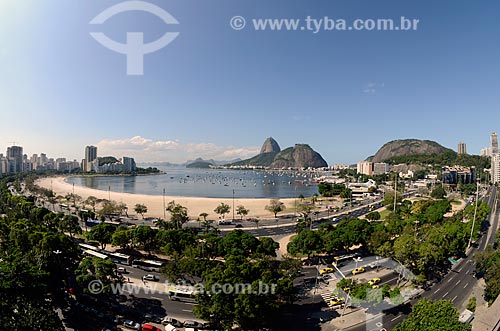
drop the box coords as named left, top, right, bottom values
left=36, top=176, right=297, bottom=219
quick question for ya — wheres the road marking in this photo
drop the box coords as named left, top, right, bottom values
left=151, top=296, right=163, bottom=300
left=456, top=280, right=461, bottom=286
left=433, top=288, right=441, bottom=294
left=182, top=309, right=192, bottom=312
left=391, top=315, right=403, bottom=322
left=458, top=267, right=462, bottom=272
left=464, top=282, right=469, bottom=288
left=444, top=291, right=449, bottom=297
left=452, top=295, right=457, bottom=302
left=447, top=277, right=454, bottom=283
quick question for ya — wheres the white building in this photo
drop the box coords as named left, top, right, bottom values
left=492, top=154, right=500, bottom=184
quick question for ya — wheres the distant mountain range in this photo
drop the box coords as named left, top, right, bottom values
left=138, top=157, right=242, bottom=168
left=229, top=137, right=328, bottom=168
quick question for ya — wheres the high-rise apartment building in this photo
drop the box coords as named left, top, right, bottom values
left=491, top=132, right=498, bottom=155
left=84, top=146, right=97, bottom=172
left=457, top=142, right=467, bottom=155
left=6, top=145, right=23, bottom=173
left=357, top=161, right=373, bottom=176
left=492, top=154, right=500, bottom=184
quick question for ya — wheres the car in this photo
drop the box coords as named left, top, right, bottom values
left=371, top=285, right=379, bottom=289
left=367, top=278, right=381, bottom=286
left=162, top=317, right=182, bottom=327
left=143, top=274, right=159, bottom=281
left=352, top=267, right=365, bottom=275
left=143, top=314, right=162, bottom=324
left=117, top=267, right=127, bottom=273
left=141, top=324, right=161, bottom=331
left=329, top=296, right=345, bottom=306
left=123, top=320, right=141, bottom=330
left=235, top=224, right=243, bottom=228
left=319, top=267, right=334, bottom=275
left=183, top=320, right=204, bottom=328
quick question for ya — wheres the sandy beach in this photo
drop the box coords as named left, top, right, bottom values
left=36, top=177, right=299, bottom=220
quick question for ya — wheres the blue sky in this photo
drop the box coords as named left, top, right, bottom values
left=0, top=0, right=499, bottom=164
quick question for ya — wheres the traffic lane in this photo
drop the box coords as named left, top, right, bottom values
left=126, top=288, right=198, bottom=322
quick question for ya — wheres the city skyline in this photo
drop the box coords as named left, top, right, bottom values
left=0, top=133, right=497, bottom=165
left=1, top=0, right=500, bottom=163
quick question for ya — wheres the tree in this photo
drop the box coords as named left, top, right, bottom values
left=393, top=299, right=470, bottom=331
left=431, top=185, right=447, bottom=199
left=134, top=203, right=148, bottom=219
left=366, top=211, right=381, bottom=221
left=167, top=201, right=190, bottom=229
left=111, top=226, right=132, bottom=249
left=266, top=199, right=285, bottom=219
left=287, top=230, right=322, bottom=258
left=132, top=225, right=158, bottom=254
left=87, top=223, right=116, bottom=249
left=214, top=203, right=230, bottom=220
left=236, top=205, right=249, bottom=220
left=84, top=196, right=98, bottom=213
left=59, top=215, right=82, bottom=238
left=199, top=212, right=209, bottom=222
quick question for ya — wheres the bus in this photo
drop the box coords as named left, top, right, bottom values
left=167, top=286, right=198, bottom=302
left=60, top=203, right=69, bottom=210
left=83, top=249, right=109, bottom=260
left=109, top=252, right=132, bottom=265
left=79, top=243, right=100, bottom=251
left=132, top=259, right=165, bottom=272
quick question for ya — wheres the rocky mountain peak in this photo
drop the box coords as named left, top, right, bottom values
left=260, top=137, right=281, bottom=154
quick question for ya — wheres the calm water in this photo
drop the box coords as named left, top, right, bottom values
left=66, top=167, right=320, bottom=198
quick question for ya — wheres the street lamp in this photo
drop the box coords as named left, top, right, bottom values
left=353, top=257, right=363, bottom=269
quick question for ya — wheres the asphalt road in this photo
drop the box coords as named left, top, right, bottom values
left=346, top=186, right=498, bottom=331
left=117, top=265, right=203, bottom=323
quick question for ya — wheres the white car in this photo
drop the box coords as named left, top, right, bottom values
left=117, top=267, right=127, bottom=273
left=143, top=274, right=159, bottom=281
left=123, top=320, right=141, bottom=330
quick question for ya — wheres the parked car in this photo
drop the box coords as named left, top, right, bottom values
left=183, top=320, right=204, bottom=328
left=141, top=324, right=161, bottom=331
left=117, top=267, right=127, bottom=273
left=329, top=296, right=344, bottom=306
left=143, top=274, right=159, bottom=281
left=162, top=317, right=182, bottom=327
left=143, top=313, right=162, bottom=324
left=123, top=320, right=141, bottom=330
left=352, top=267, right=365, bottom=275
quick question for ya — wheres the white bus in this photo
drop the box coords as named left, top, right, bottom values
left=60, top=203, right=69, bottom=210
left=79, top=243, right=99, bottom=251
left=132, top=259, right=165, bottom=272
left=168, top=286, right=198, bottom=302
left=83, top=250, right=109, bottom=260
left=109, top=252, right=132, bottom=265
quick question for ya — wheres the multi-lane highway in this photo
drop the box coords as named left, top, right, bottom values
left=346, top=186, right=498, bottom=331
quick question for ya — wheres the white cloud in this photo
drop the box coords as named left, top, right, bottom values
left=96, top=136, right=260, bottom=163
left=363, top=82, right=385, bottom=94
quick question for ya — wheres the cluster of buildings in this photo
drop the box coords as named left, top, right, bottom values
left=82, top=145, right=137, bottom=174
left=441, top=166, right=476, bottom=185
left=0, top=144, right=137, bottom=176
left=356, top=161, right=390, bottom=176
left=0, top=145, right=81, bottom=176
